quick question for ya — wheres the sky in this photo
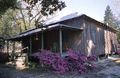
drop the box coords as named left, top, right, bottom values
left=57, top=0, right=113, bottom=22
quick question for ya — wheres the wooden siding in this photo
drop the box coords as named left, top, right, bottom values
left=60, top=16, right=118, bottom=56
left=22, top=34, right=42, bottom=53
left=21, top=16, right=118, bottom=56
left=44, top=30, right=59, bottom=51
left=61, top=17, right=86, bottom=53
left=105, top=29, right=118, bottom=54
left=83, top=18, right=105, bottom=56
left=61, top=17, right=83, bottom=29
left=61, top=17, right=105, bottom=56
left=69, top=30, right=83, bottom=51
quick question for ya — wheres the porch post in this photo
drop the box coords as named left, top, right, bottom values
left=7, top=40, right=9, bottom=54
left=21, top=38, right=23, bottom=53
left=13, top=41, right=15, bottom=53
left=41, top=31, right=44, bottom=49
left=30, top=36, right=32, bottom=61
left=59, top=28, right=62, bottom=54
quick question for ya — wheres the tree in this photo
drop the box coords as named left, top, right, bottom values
left=104, top=5, right=118, bottom=29
left=0, top=9, right=21, bottom=38
left=0, top=0, right=18, bottom=16
left=111, top=0, right=120, bottom=19
left=19, top=0, right=66, bottom=30
left=0, top=0, right=66, bottom=38
left=10, top=0, right=66, bottom=31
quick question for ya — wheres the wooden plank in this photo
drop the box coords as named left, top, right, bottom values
left=86, top=20, right=92, bottom=56
left=83, top=18, right=87, bottom=55
left=30, top=36, right=32, bottom=54
left=21, top=38, right=23, bottom=53
left=29, top=36, right=32, bottom=61
left=59, top=28, right=62, bottom=54
left=41, top=31, right=44, bottom=49
left=7, top=40, right=9, bottom=54
left=13, top=41, right=15, bottom=53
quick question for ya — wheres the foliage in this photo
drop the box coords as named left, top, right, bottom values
left=117, top=44, right=120, bottom=54
left=0, top=37, right=5, bottom=49
left=0, top=0, right=66, bottom=38
left=14, top=0, right=66, bottom=31
left=104, top=5, right=120, bottom=43
left=23, top=61, right=37, bottom=68
left=23, top=0, right=66, bottom=16
left=0, top=0, right=17, bottom=17
left=117, top=49, right=120, bottom=54
left=0, top=9, right=21, bottom=38
left=104, top=5, right=119, bottom=29
left=117, top=31, right=120, bottom=44
left=87, top=55, right=97, bottom=61
left=34, top=49, right=96, bottom=74
left=0, top=51, right=9, bottom=63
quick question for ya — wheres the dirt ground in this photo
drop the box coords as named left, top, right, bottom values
left=0, top=55, right=120, bottom=78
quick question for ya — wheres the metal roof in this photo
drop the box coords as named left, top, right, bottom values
left=5, top=13, right=118, bottom=41
left=5, top=24, right=82, bottom=41
left=18, top=14, right=117, bottom=35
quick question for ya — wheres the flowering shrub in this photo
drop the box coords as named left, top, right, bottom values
left=34, top=49, right=96, bottom=74
left=23, top=61, right=37, bottom=68
left=65, top=49, right=96, bottom=74
left=0, top=51, right=9, bottom=63
left=117, top=45, right=120, bottom=54
left=87, top=55, right=97, bottom=61
left=117, top=49, right=120, bottom=54
left=118, top=44, right=120, bottom=48
left=34, top=49, right=68, bottom=74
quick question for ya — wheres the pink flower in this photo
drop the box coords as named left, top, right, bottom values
left=80, top=56, right=86, bottom=61
left=34, top=49, right=95, bottom=74
left=34, top=52, right=40, bottom=56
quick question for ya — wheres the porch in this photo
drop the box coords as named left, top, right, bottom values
left=5, top=24, right=83, bottom=61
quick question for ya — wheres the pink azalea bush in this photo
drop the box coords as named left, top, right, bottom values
left=117, top=49, right=120, bottom=54
left=87, top=55, right=97, bottom=61
left=65, top=49, right=96, bottom=74
left=117, top=45, right=120, bottom=54
left=118, top=44, right=120, bottom=48
left=34, top=49, right=96, bottom=74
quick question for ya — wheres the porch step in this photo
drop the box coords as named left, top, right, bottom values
left=16, top=57, right=25, bottom=62
left=61, top=53, right=70, bottom=59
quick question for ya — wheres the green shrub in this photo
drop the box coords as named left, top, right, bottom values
left=23, top=61, right=37, bottom=68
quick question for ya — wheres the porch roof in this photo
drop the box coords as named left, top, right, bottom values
left=5, top=24, right=83, bottom=41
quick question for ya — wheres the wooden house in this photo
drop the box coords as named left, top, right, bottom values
left=5, top=14, right=118, bottom=60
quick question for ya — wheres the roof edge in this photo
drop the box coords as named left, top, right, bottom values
left=19, top=13, right=118, bottom=35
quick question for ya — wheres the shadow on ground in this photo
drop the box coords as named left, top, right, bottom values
left=0, top=55, right=120, bottom=78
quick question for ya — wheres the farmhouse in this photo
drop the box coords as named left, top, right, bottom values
left=5, top=13, right=118, bottom=61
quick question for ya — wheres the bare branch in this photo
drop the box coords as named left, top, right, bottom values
left=20, top=8, right=27, bottom=30
left=30, top=11, right=41, bottom=22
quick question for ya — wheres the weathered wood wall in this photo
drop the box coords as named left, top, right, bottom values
left=105, top=29, right=118, bottom=54
left=61, top=17, right=86, bottom=53
left=61, top=16, right=118, bottom=56
left=22, top=16, right=118, bottom=56
left=44, top=30, right=59, bottom=50
left=22, top=34, right=42, bottom=53
left=84, top=19, right=105, bottom=56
